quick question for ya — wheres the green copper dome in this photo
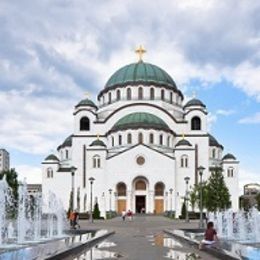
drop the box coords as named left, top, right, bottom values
left=111, top=112, right=170, bottom=132
left=75, top=98, right=97, bottom=109
left=105, top=62, right=177, bottom=90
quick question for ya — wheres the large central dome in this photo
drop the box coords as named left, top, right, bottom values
left=105, top=62, right=177, bottom=90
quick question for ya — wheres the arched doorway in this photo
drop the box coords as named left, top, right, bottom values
left=116, top=182, right=126, bottom=214
left=154, top=182, right=165, bottom=214
left=133, top=177, right=148, bottom=213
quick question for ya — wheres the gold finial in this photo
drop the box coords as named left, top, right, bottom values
left=84, top=92, right=91, bottom=99
left=97, top=134, right=100, bottom=140
left=135, top=45, right=146, bottom=62
left=182, top=133, right=185, bottom=140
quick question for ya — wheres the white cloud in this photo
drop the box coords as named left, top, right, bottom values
left=238, top=112, right=260, bottom=124
left=216, top=109, right=235, bottom=116
left=15, top=164, right=42, bottom=184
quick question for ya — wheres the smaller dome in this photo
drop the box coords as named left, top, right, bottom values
left=222, top=153, right=236, bottom=160
left=184, top=98, right=206, bottom=109
left=45, top=154, right=59, bottom=161
left=111, top=112, right=171, bottom=133
left=90, top=139, right=106, bottom=147
left=57, top=135, right=72, bottom=150
left=209, top=134, right=223, bottom=149
left=75, top=98, right=97, bottom=109
left=176, top=139, right=192, bottom=147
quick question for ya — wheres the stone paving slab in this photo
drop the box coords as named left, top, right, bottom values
left=79, top=215, right=220, bottom=259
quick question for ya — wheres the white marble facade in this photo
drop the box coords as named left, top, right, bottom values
left=42, top=60, right=239, bottom=218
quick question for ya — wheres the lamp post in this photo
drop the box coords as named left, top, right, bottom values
left=169, top=188, right=173, bottom=218
left=184, top=177, right=190, bottom=222
left=70, top=166, right=77, bottom=211
left=198, top=166, right=205, bottom=228
left=109, top=189, right=112, bottom=218
left=89, top=177, right=95, bottom=223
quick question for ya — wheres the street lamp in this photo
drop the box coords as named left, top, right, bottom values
left=184, top=177, right=190, bottom=222
left=169, top=188, right=173, bottom=218
left=109, top=189, right=112, bottom=218
left=89, top=177, right=95, bottom=223
left=70, top=166, right=77, bottom=211
left=198, top=166, right=205, bottom=228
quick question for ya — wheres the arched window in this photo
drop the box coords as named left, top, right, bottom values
left=138, top=87, right=143, bottom=100
left=118, top=135, right=122, bottom=145
left=93, top=155, right=101, bottom=168
left=135, top=180, right=146, bottom=190
left=108, top=92, right=112, bottom=104
left=138, top=133, right=143, bottom=144
left=181, top=155, right=188, bottom=168
left=149, top=133, right=154, bottom=144
left=227, top=167, right=234, bottom=177
left=127, top=133, right=132, bottom=144
left=65, top=150, right=69, bottom=159
left=150, top=88, right=155, bottom=100
left=116, top=89, right=121, bottom=101
left=111, top=136, right=114, bottom=147
left=47, top=168, right=53, bottom=178
left=159, top=134, right=163, bottom=145
left=191, top=116, right=201, bottom=130
left=170, top=92, right=173, bottom=103
left=80, top=117, right=90, bottom=131
left=212, top=149, right=216, bottom=159
left=155, top=182, right=165, bottom=196
left=127, top=88, right=132, bottom=100
left=161, top=89, right=165, bottom=101
left=117, top=182, right=127, bottom=196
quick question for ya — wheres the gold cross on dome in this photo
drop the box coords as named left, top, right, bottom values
left=97, top=134, right=100, bottom=140
left=135, top=45, right=146, bottom=61
left=182, top=133, right=185, bottom=140
left=84, top=92, right=91, bottom=99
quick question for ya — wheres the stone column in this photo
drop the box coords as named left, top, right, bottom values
left=127, top=190, right=132, bottom=211
left=148, top=190, right=154, bottom=213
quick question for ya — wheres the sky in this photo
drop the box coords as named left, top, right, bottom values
left=0, top=0, right=259, bottom=194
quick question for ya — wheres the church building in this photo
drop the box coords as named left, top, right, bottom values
left=42, top=48, right=239, bottom=217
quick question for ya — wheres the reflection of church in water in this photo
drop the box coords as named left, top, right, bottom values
left=42, top=47, right=239, bottom=217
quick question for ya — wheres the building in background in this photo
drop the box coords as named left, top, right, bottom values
left=27, top=184, right=42, bottom=195
left=0, top=149, right=10, bottom=172
left=42, top=50, right=240, bottom=217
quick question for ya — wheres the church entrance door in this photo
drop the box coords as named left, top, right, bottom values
left=135, top=195, right=145, bottom=213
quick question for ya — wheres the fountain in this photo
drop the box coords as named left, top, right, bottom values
left=208, top=208, right=260, bottom=242
left=0, top=178, right=66, bottom=247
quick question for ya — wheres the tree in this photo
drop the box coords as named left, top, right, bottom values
left=205, top=167, right=231, bottom=212
left=189, top=188, right=197, bottom=211
left=0, top=168, right=19, bottom=201
left=93, top=202, right=100, bottom=219
left=181, top=201, right=187, bottom=219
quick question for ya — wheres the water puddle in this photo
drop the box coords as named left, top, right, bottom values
left=149, top=233, right=201, bottom=259
left=73, top=239, right=123, bottom=260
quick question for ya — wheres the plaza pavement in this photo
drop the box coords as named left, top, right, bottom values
left=79, top=215, right=219, bottom=260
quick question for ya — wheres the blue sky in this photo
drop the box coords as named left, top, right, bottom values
left=0, top=0, right=259, bottom=193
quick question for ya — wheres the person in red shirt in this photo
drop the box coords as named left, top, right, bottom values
left=199, top=221, right=218, bottom=249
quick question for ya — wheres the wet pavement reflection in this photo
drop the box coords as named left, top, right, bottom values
left=73, top=240, right=123, bottom=260
left=149, top=233, right=201, bottom=259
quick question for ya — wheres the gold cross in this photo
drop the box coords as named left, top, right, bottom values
left=135, top=45, right=146, bottom=61
left=84, top=92, right=91, bottom=99
left=182, top=133, right=185, bottom=140
left=97, top=134, right=100, bottom=140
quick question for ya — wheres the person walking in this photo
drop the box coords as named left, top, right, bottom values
left=121, top=210, right=126, bottom=221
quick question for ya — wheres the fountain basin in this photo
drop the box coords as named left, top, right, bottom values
left=0, top=229, right=114, bottom=260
